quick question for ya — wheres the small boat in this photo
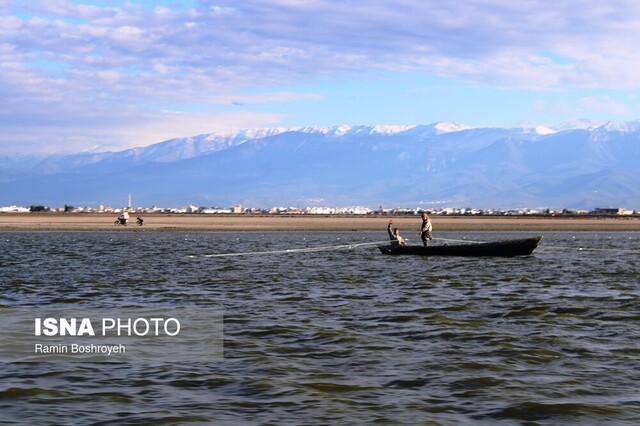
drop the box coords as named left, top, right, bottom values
left=379, top=236, right=542, bottom=257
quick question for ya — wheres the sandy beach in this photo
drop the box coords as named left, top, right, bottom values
left=1, top=213, right=639, bottom=232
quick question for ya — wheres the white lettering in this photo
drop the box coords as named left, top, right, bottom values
left=165, top=318, right=181, bottom=336
left=133, top=318, right=149, bottom=336
left=59, top=318, right=76, bottom=336
left=34, top=318, right=95, bottom=336
left=34, top=343, right=68, bottom=354
left=77, top=318, right=95, bottom=336
left=102, top=318, right=116, bottom=336
left=100, top=317, right=181, bottom=336
left=149, top=318, right=163, bottom=334
left=71, top=343, right=126, bottom=355
left=43, top=318, right=58, bottom=336
left=117, top=318, right=132, bottom=336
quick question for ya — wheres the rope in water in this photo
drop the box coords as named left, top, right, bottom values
left=190, top=240, right=392, bottom=258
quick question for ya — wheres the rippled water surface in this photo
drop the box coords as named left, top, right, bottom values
left=1, top=231, right=640, bottom=425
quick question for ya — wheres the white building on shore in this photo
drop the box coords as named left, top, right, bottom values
left=0, top=206, right=30, bottom=213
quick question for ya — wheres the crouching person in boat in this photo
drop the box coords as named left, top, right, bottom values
left=387, top=220, right=407, bottom=246
left=419, top=212, right=433, bottom=246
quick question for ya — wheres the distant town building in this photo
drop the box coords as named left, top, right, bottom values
left=201, top=208, right=233, bottom=214
left=594, top=208, right=623, bottom=215
left=304, top=206, right=373, bottom=215
left=0, top=206, right=30, bottom=213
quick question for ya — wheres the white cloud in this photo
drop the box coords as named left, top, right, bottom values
left=12, top=0, right=640, bottom=91
left=15, top=3, right=640, bottom=79
left=4, top=0, right=640, bottom=153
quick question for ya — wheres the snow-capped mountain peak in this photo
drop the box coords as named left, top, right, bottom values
left=433, top=121, right=475, bottom=134
left=551, top=119, right=605, bottom=132
left=597, top=120, right=640, bottom=133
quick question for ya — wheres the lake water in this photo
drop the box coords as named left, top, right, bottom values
left=1, top=231, right=639, bottom=425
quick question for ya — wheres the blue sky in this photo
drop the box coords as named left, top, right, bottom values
left=2, top=0, right=640, bottom=154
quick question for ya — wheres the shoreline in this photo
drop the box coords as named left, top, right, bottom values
left=1, top=213, right=640, bottom=232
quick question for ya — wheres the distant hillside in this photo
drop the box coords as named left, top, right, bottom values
left=1, top=121, right=639, bottom=209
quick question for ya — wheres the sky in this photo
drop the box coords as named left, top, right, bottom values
left=2, top=0, right=640, bottom=155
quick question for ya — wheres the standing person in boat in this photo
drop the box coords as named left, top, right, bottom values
left=387, top=220, right=407, bottom=246
left=419, top=212, right=433, bottom=246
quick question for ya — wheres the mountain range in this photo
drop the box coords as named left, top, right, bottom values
left=1, top=120, right=639, bottom=209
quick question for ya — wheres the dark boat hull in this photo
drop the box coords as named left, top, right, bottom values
left=378, top=237, right=542, bottom=257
